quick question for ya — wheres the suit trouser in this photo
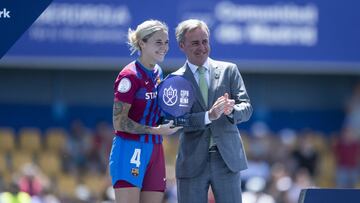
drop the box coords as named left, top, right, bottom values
left=177, top=150, right=242, bottom=203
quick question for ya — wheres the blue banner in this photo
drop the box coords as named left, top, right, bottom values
left=0, top=0, right=53, bottom=58
left=2, top=0, right=360, bottom=72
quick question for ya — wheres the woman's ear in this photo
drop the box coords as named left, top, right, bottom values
left=139, top=40, right=145, bottom=49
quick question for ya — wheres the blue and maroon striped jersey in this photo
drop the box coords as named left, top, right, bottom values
left=113, top=60, right=163, bottom=143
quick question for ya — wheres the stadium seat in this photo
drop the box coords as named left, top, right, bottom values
left=56, top=173, right=78, bottom=198
left=45, top=127, right=67, bottom=154
left=82, top=173, right=106, bottom=198
left=37, top=152, right=62, bottom=177
left=0, top=127, right=16, bottom=153
left=316, top=151, right=336, bottom=187
left=0, top=154, right=8, bottom=173
left=19, top=127, right=43, bottom=154
left=11, top=150, right=34, bottom=172
left=0, top=170, right=13, bottom=188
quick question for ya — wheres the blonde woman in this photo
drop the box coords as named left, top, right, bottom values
left=109, top=20, right=182, bottom=203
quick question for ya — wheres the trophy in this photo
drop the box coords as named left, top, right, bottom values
left=158, top=75, right=195, bottom=126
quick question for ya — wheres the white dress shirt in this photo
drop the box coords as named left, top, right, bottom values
left=186, top=59, right=211, bottom=124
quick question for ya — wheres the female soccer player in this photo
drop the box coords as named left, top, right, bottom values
left=109, top=20, right=182, bottom=203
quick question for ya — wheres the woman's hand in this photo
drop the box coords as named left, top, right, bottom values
left=154, top=120, right=183, bottom=136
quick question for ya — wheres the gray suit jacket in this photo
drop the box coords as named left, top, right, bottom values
left=173, top=58, right=252, bottom=178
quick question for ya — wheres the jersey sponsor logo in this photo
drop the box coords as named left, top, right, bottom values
left=145, top=92, right=157, bottom=100
left=118, top=78, right=131, bottom=93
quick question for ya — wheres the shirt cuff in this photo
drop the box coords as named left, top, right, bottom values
left=227, top=112, right=234, bottom=118
left=205, top=111, right=212, bottom=125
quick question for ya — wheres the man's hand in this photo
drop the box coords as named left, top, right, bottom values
left=224, top=93, right=235, bottom=115
left=208, top=93, right=235, bottom=121
left=208, top=96, right=226, bottom=121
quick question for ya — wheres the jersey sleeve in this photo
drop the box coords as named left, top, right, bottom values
left=114, top=72, right=139, bottom=104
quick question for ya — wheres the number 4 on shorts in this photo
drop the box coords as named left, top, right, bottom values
left=130, top=148, right=141, bottom=168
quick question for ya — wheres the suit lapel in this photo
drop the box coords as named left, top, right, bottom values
left=208, top=60, right=220, bottom=107
left=182, top=64, right=207, bottom=110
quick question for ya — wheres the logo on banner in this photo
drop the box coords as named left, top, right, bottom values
left=0, top=8, right=11, bottom=18
left=0, top=0, right=53, bottom=59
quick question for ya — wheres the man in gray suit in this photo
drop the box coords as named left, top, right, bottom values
left=173, top=19, right=252, bottom=203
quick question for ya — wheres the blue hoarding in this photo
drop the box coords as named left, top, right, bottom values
left=2, top=0, right=360, bottom=73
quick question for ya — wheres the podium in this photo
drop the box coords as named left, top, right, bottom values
left=299, top=188, right=360, bottom=203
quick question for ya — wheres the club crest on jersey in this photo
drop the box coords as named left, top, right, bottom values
left=131, top=168, right=139, bottom=176
left=163, top=86, right=177, bottom=106
left=156, top=76, right=161, bottom=85
left=118, top=78, right=131, bottom=93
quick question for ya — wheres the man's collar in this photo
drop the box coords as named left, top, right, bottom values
left=187, top=58, right=210, bottom=74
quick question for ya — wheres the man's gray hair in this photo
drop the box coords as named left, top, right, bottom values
left=175, top=19, right=210, bottom=44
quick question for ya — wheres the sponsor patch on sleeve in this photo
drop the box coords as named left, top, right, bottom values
left=118, top=78, right=132, bottom=93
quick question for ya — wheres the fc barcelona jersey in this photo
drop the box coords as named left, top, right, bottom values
left=113, top=60, right=163, bottom=143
